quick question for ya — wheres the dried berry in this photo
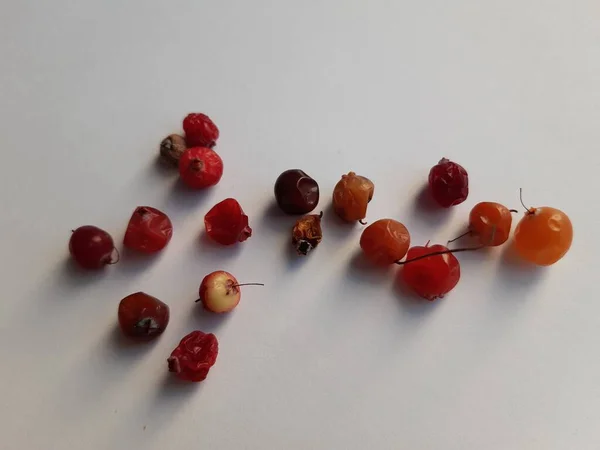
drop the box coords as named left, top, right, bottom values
left=178, top=147, right=223, bottom=189
left=123, top=206, right=173, bottom=253
left=118, top=292, right=170, bottom=339
left=204, top=198, right=252, bottom=245
left=274, top=169, right=319, bottom=214
left=167, top=331, right=219, bottom=382
left=292, top=212, right=323, bottom=255
left=69, top=225, right=118, bottom=269
left=159, top=134, right=187, bottom=166
left=467, top=202, right=513, bottom=246
left=332, top=172, right=374, bottom=223
left=183, top=113, right=219, bottom=148
left=360, top=219, right=410, bottom=265
left=428, top=158, right=469, bottom=207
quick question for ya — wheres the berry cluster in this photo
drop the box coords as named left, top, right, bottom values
left=68, top=113, right=574, bottom=383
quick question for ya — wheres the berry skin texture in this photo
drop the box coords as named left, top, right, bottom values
left=204, top=198, right=252, bottom=245
left=469, top=202, right=513, bottom=246
left=178, top=147, right=223, bottom=189
left=159, top=134, right=187, bottom=166
left=274, top=169, right=319, bottom=214
left=360, top=219, right=410, bottom=265
left=332, top=172, right=374, bottom=222
left=69, top=225, right=117, bottom=269
left=401, top=244, right=461, bottom=301
left=514, top=207, right=573, bottom=266
left=428, top=158, right=469, bottom=207
left=199, top=271, right=242, bottom=313
left=118, top=292, right=170, bottom=339
left=183, top=113, right=219, bottom=148
left=292, top=212, right=323, bottom=255
left=167, top=331, right=219, bottom=382
left=124, top=206, right=173, bottom=253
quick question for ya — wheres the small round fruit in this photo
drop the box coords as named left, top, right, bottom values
left=274, top=169, right=319, bottom=214
left=124, top=206, right=173, bottom=253
left=468, top=202, right=513, bottom=246
left=118, top=292, right=170, bottom=339
left=69, top=225, right=117, bottom=269
left=199, top=271, right=242, bottom=313
left=179, top=147, right=223, bottom=189
left=159, top=134, right=187, bottom=166
left=183, top=113, right=219, bottom=148
left=401, top=244, right=461, bottom=301
left=360, top=219, right=411, bottom=265
left=168, top=331, right=219, bottom=382
left=514, top=207, right=573, bottom=265
left=428, top=158, right=469, bottom=207
left=204, top=198, right=252, bottom=245
left=332, top=172, right=374, bottom=222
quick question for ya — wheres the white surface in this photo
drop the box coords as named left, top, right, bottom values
left=1, top=1, right=599, bottom=449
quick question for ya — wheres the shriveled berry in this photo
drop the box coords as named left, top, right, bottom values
left=183, top=113, right=219, bottom=148
left=332, top=172, right=374, bottom=222
left=292, top=212, right=323, bottom=255
left=118, top=292, right=170, bottom=339
left=179, top=147, right=223, bottom=189
left=428, top=158, right=469, bottom=207
left=69, top=225, right=118, bottom=269
left=167, top=331, right=219, bottom=382
left=468, top=202, right=513, bottom=246
left=204, top=198, right=252, bottom=245
left=401, top=244, right=460, bottom=301
left=360, top=219, right=410, bottom=265
left=274, top=169, right=319, bottom=214
left=124, top=206, right=173, bottom=253
left=514, top=206, right=572, bottom=266
left=159, top=134, right=187, bottom=166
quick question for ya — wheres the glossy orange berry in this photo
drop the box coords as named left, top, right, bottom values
left=468, top=202, right=513, bottom=246
left=332, top=172, right=374, bottom=222
left=360, top=219, right=410, bottom=265
left=514, top=206, right=573, bottom=266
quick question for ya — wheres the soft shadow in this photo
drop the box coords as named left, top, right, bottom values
left=153, top=154, right=179, bottom=177
left=59, top=258, right=109, bottom=287
left=156, top=372, right=204, bottom=399
left=163, top=179, right=214, bottom=212
left=104, top=323, right=160, bottom=363
left=495, top=242, right=547, bottom=294
left=344, top=250, right=394, bottom=287
left=321, top=201, right=362, bottom=241
left=115, top=247, right=164, bottom=277
left=393, top=269, right=441, bottom=317
left=411, top=183, right=454, bottom=226
left=197, top=232, right=244, bottom=260
left=189, top=302, right=233, bottom=332
left=259, top=201, right=295, bottom=233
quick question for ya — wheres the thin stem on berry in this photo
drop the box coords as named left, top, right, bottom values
left=447, top=230, right=471, bottom=244
left=509, top=209, right=518, bottom=213
left=519, top=188, right=535, bottom=214
left=232, top=283, right=265, bottom=287
left=108, top=248, right=120, bottom=265
left=359, top=219, right=367, bottom=225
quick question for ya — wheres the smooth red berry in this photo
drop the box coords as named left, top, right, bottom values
left=123, top=206, right=173, bottom=253
left=401, top=244, right=460, bottom=301
left=183, top=113, right=219, bottom=148
left=118, top=292, right=170, bottom=339
left=178, top=147, right=223, bottom=189
left=428, top=158, right=469, bottom=207
left=360, top=219, right=411, bottom=265
left=69, top=225, right=117, bottom=269
left=167, top=331, right=219, bottom=382
left=204, top=198, right=252, bottom=245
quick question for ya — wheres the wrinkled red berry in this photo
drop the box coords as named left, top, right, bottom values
left=69, top=225, right=118, bottom=269
left=183, top=113, right=219, bottom=148
left=167, top=331, right=219, bottom=382
left=428, top=158, right=469, bottom=207
left=401, top=244, right=461, bottom=301
left=204, top=198, right=252, bottom=245
left=123, top=206, right=173, bottom=253
left=179, top=147, right=223, bottom=189
left=118, top=292, right=170, bottom=339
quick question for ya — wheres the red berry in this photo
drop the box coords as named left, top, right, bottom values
left=183, top=113, right=219, bottom=148
left=167, top=331, right=219, bottom=382
left=204, top=198, right=252, bottom=245
left=428, top=158, right=469, bottom=207
left=69, top=225, right=117, bottom=269
left=178, top=147, right=223, bottom=189
left=118, top=292, right=170, bottom=339
left=123, top=206, right=173, bottom=253
left=401, top=244, right=460, bottom=301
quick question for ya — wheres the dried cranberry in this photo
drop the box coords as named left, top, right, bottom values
left=118, top=292, right=170, bottom=339
left=183, top=113, right=219, bottom=148
left=167, top=331, right=219, bottom=382
left=428, top=158, right=469, bottom=207
left=179, top=147, right=223, bottom=189
left=123, top=206, right=173, bottom=253
left=69, top=225, right=118, bottom=269
left=204, top=198, right=252, bottom=245
left=274, top=169, right=319, bottom=214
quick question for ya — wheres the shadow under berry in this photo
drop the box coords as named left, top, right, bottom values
left=411, top=183, right=455, bottom=227
left=392, top=267, right=443, bottom=317
left=494, top=242, right=547, bottom=296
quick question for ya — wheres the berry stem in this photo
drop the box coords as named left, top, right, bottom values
left=509, top=209, right=518, bottom=213
left=108, top=248, right=120, bottom=265
left=359, top=219, right=367, bottom=225
left=232, top=283, right=265, bottom=287
left=519, top=188, right=535, bottom=214
left=447, top=230, right=471, bottom=244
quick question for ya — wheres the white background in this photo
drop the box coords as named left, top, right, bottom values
left=1, top=1, right=599, bottom=449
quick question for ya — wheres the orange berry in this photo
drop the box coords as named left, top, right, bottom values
left=332, top=172, right=374, bottom=222
left=514, top=207, right=573, bottom=265
left=360, top=219, right=410, bottom=265
left=469, top=202, right=513, bottom=246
